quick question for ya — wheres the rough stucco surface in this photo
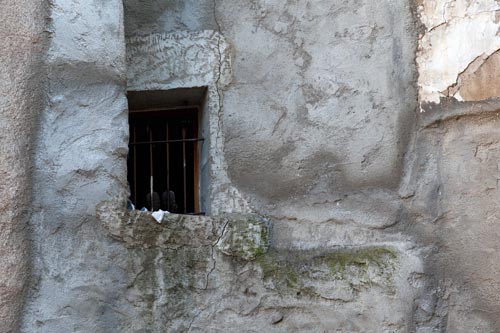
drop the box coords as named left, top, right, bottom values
left=123, top=0, right=217, bottom=36
left=220, top=0, right=417, bottom=209
left=402, top=109, right=500, bottom=332
left=0, top=0, right=46, bottom=331
left=97, top=207, right=421, bottom=332
left=21, top=0, right=131, bottom=331
left=18, top=0, right=427, bottom=331
left=413, top=1, right=500, bottom=330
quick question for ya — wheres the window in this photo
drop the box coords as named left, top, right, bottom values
left=127, top=88, right=206, bottom=214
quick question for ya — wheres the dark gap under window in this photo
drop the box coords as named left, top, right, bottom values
left=127, top=108, right=202, bottom=214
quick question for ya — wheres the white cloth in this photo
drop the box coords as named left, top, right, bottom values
left=151, top=210, right=169, bottom=223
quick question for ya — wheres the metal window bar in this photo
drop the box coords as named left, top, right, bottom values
left=166, top=122, right=170, bottom=211
left=133, top=125, right=137, bottom=205
left=182, top=127, right=187, bottom=214
left=129, top=138, right=204, bottom=145
left=149, top=125, right=154, bottom=211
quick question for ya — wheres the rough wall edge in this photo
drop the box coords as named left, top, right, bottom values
left=419, top=98, right=500, bottom=128
left=0, top=0, right=50, bottom=331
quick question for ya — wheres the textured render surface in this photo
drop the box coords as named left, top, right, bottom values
left=411, top=1, right=500, bottom=330
left=417, top=0, right=500, bottom=105
left=21, top=0, right=427, bottom=331
left=16, top=0, right=500, bottom=332
left=124, top=0, right=425, bottom=331
left=402, top=110, right=500, bottom=332
left=21, top=0, right=130, bottom=331
left=0, top=0, right=46, bottom=331
left=96, top=207, right=420, bottom=332
left=124, top=0, right=217, bottom=36
left=219, top=0, right=418, bottom=209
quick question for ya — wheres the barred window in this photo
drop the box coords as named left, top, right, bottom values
left=127, top=88, right=206, bottom=214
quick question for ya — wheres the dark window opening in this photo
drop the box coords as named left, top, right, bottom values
left=127, top=89, right=206, bottom=215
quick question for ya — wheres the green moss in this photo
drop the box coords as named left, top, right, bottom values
left=285, top=267, right=299, bottom=288
left=257, top=253, right=301, bottom=292
left=319, top=248, right=397, bottom=275
left=256, top=247, right=398, bottom=296
left=251, top=245, right=266, bottom=258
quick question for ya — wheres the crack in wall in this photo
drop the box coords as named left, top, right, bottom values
left=213, top=0, right=224, bottom=151
left=205, top=218, right=229, bottom=290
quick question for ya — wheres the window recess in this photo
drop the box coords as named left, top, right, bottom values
left=127, top=88, right=206, bottom=215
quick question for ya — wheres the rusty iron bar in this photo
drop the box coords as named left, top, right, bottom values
left=166, top=122, right=170, bottom=211
left=182, top=127, right=187, bottom=214
left=129, top=138, right=204, bottom=145
left=149, top=124, right=154, bottom=211
left=133, top=125, right=137, bottom=205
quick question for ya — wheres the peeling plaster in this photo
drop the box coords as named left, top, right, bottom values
left=417, top=0, right=500, bottom=106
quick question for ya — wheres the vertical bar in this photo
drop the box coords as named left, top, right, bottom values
left=150, top=176, right=154, bottom=211
left=193, top=113, right=199, bottom=214
left=133, top=125, right=137, bottom=205
left=166, top=122, right=170, bottom=211
left=149, top=124, right=154, bottom=211
left=182, top=127, right=187, bottom=214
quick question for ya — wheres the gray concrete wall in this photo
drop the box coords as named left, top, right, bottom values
left=15, top=0, right=500, bottom=332
left=0, top=0, right=47, bottom=331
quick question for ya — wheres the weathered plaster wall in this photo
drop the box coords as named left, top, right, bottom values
left=218, top=0, right=417, bottom=210
left=22, top=0, right=132, bottom=331
left=122, top=0, right=428, bottom=331
left=124, top=0, right=217, bottom=36
left=410, top=0, right=500, bottom=331
left=21, top=0, right=500, bottom=331
left=97, top=207, right=420, bottom=332
left=0, top=0, right=47, bottom=331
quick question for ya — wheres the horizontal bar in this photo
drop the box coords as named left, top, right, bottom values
left=129, top=106, right=200, bottom=113
left=130, top=138, right=204, bottom=146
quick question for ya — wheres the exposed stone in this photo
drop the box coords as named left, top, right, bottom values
left=449, top=50, right=500, bottom=101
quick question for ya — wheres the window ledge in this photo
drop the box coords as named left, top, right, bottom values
left=97, top=200, right=270, bottom=261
